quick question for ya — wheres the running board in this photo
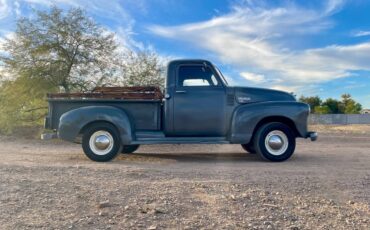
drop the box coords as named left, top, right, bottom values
left=135, top=131, right=165, bottom=139
left=132, top=136, right=229, bottom=145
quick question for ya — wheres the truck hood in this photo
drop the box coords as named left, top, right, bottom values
left=232, top=87, right=296, bottom=104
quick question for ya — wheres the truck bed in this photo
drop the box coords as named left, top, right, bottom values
left=46, top=87, right=163, bottom=131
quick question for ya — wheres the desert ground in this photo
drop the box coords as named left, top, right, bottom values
left=0, top=125, right=369, bottom=229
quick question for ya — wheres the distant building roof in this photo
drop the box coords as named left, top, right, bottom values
left=361, top=109, right=370, bottom=114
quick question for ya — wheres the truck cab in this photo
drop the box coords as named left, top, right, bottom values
left=164, top=60, right=230, bottom=137
left=44, top=59, right=317, bottom=162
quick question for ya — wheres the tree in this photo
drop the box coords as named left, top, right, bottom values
left=299, top=96, right=321, bottom=113
left=1, top=7, right=117, bottom=93
left=114, top=50, right=165, bottom=88
left=299, top=94, right=363, bottom=114
left=0, top=7, right=118, bottom=133
left=340, top=94, right=362, bottom=114
left=322, top=98, right=341, bottom=114
left=0, top=76, right=52, bottom=133
left=314, top=105, right=330, bottom=114
left=0, top=7, right=117, bottom=134
left=0, top=7, right=166, bottom=134
left=315, top=95, right=362, bottom=114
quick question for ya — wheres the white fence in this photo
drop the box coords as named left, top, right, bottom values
left=309, top=114, right=370, bottom=125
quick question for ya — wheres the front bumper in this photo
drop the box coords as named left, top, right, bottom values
left=306, top=131, right=318, bottom=141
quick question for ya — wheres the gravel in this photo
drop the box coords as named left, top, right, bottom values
left=0, top=131, right=369, bottom=229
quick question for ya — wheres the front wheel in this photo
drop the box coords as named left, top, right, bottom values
left=253, top=122, right=296, bottom=162
left=82, top=123, right=122, bottom=162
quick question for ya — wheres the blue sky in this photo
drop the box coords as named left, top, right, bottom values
left=1, top=0, right=370, bottom=108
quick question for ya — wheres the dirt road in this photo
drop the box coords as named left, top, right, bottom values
left=0, top=132, right=369, bottom=229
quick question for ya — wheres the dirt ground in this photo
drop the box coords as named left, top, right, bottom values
left=0, top=126, right=369, bottom=229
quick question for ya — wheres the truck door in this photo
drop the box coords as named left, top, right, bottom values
left=172, top=64, right=226, bottom=136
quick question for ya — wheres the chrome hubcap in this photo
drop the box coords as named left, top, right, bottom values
left=95, top=135, right=111, bottom=150
left=265, top=130, right=288, bottom=156
left=268, top=135, right=283, bottom=150
left=89, top=131, right=114, bottom=155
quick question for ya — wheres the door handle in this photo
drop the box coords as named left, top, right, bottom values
left=175, top=90, right=187, bottom=94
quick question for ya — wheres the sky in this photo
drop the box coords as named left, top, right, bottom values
left=0, top=0, right=370, bottom=108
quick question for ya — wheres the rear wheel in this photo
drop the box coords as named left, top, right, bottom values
left=82, top=123, right=122, bottom=162
left=121, top=145, right=140, bottom=154
left=253, top=122, right=296, bottom=162
left=241, top=143, right=256, bottom=154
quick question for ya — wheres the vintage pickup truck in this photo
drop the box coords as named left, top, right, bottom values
left=44, top=59, right=317, bottom=162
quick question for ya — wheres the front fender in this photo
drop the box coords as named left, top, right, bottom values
left=58, top=106, right=133, bottom=144
left=230, top=101, right=309, bottom=144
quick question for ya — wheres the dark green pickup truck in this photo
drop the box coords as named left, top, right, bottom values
left=43, top=59, right=317, bottom=162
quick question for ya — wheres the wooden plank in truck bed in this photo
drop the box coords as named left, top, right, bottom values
left=47, top=86, right=163, bottom=100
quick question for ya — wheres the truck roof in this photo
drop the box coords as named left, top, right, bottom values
left=168, top=59, right=211, bottom=65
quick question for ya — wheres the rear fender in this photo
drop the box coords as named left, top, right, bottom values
left=230, top=101, right=309, bottom=144
left=58, top=106, right=133, bottom=144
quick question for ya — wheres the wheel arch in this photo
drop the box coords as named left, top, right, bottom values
left=58, top=106, right=133, bottom=144
left=252, top=116, right=300, bottom=141
left=229, top=101, right=309, bottom=144
left=79, top=120, right=118, bottom=136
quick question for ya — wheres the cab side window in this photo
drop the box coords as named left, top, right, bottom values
left=177, top=65, right=219, bottom=87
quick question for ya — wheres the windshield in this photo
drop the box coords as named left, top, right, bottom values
left=213, top=65, right=228, bottom=86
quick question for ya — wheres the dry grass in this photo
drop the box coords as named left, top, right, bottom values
left=309, top=124, right=370, bottom=134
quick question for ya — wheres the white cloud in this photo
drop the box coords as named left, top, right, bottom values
left=240, top=72, right=266, bottom=83
left=0, top=33, right=13, bottom=82
left=14, top=1, right=21, bottom=17
left=149, top=0, right=370, bottom=93
left=0, top=0, right=10, bottom=19
left=352, top=30, right=370, bottom=37
left=23, top=0, right=133, bottom=25
left=114, top=26, right=145, bottom=51
left=324, top=0, right=345, bottom=14
left=0, top=31, right=14, bottom=47
left=24, top=0, right=79, bottom=6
